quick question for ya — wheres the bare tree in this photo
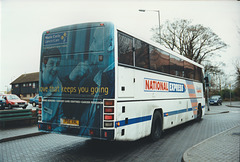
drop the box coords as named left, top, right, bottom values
left=152, top=19, right=227, bottom=64
left=233, top=59, right=240, bottom=97
left=204, top=61, right=225, bottom=92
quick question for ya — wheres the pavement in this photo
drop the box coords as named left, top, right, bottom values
left=183, top=101, right=240, bottom=162
left=183, top=125, right=240, bottom=162
left=0, top=125, right=45, bottom=143
left=0, top=104, right=43, bottom=143
left=0, top=102, right=240, bottom=161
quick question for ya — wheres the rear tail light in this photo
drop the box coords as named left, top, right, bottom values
left=38, top=116, right=42, bottom=121
left=47, top=125, right=51, bottom=130
left=104, top=107, right=114, bottom=113
left=38, top=96, right=42, bottom=122
left=38, top=96, right=42, bottom=108
left=89, top=130, right=94, bottom=135
left=104, top=100, right=114, bottom=106
left=103, top=99, right=114, bottom=128
left=104, top=115, right=114, bottom=120
left=104, top=122, right=114, bottom=127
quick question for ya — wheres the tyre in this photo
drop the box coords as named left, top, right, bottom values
left=196, top=105, right=202, bottom=121
left=32, top=102, right=36, bottom=107
left=150, top=111, right=162, bottom=141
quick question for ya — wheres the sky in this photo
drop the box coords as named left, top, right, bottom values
left=1, top=0, right=240, bottom=92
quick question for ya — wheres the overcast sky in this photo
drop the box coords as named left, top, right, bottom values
left=1, top=0, right=240, bottom=92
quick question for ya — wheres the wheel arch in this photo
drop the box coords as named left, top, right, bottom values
left=196, top=103, right=203, bottom=121
left=150, top=108, right=164, bottom=141
left=198, top=102, right=203, bottom=113
left=152, top=108, right=164, bottom=128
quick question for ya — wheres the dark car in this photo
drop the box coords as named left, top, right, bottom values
left=29, top=94, right=39, bottom=107
left=0, top=96, right=6, bottom=110
left=2, top=94, right=28, bottom=109
left=209, top=95, right=222, bottom=106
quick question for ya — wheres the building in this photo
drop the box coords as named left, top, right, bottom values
left=11, top=72, right=39, bottom=100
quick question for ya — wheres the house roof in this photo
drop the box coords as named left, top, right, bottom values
left=11, top=72, right=39, bottom=84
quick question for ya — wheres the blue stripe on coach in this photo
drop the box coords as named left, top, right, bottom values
left=115, top=115, right=152, bottom=128
left=115, top=105, right=205, bottom=128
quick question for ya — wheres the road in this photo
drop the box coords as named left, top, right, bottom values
left=1, top=103, right=240, bottom=162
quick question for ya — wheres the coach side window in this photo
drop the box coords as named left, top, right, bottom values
left=170, top=55, right=184, bottom=77
left=118, top=32, right=133, bottom=66
left=149, top=46, right=170, bottom=74
left=135, top=39, right=150, bottom=69
left=195, top=66, right=203, bottom=82
left=184, top=61, right=194, bottom=79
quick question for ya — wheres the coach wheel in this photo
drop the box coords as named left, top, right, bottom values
left=32, top=102, right=36, bottom=107
left=196, top=105, right=202, bottom=122
left=150, top=111, right=162, bottom=141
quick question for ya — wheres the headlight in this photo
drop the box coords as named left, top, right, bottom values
left=14, top=102, right=18, bottom=105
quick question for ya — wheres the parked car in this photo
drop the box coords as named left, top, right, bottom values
left=0, top=96, right=6, bottom=110
left=209, top=95, right=222, bottom=106
left=29, top=94, right=39, bottom=107
left=2, top=94, right=28, bottom=109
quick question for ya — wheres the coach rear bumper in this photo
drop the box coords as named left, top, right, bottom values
left=38, top=122, right=115, bottom=140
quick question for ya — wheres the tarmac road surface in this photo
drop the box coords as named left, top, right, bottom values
left=1, top=102, right=239, bottom=162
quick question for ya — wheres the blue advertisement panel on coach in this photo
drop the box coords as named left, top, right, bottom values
left=39, top=22, right=115, bottom=136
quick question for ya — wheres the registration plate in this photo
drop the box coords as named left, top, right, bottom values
left=61, top=119, right=79, bottom=126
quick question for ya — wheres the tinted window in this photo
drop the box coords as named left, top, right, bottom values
left=149, top=46, right=170, bottom=73
left=170, top=55, right=184, bottom=77
left=44, top=28, right=104, bottom=54
left=195, top=66, right=203, bottom=82
left=135, top=39, right=149, bottom=69
left=118, top=32, right=133, bottom=65
left=184, top=61, right=194, bottom=79
left=75, top=28, right=104, bottom=53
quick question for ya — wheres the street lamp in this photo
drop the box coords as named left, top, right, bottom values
left=229, top=84, right=232, bottom=106
left=139, top=9, right=161, bottom=44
